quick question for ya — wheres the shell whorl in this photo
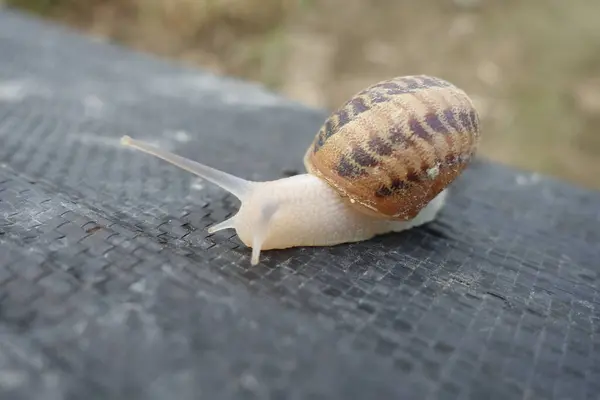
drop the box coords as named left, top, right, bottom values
left=303, top=75, right=481, bottom=220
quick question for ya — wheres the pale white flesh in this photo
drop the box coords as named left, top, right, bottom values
left=120, top=135, right=446, bottom=265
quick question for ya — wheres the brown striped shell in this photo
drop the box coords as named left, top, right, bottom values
left=303, top=75, right=481, bottom=221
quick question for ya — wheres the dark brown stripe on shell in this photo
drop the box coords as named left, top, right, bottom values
left=469, top=110, right=479, bottom=133
left=406, top=170, right=420, bottom=183
left=375, top=186, right=393, bottom=197
left=315, top=77, right=463, bottom=151
left=388, top=126, right=405, bottom=144
left=335, top=108, right=351, bottom=127
left=401, top=77, right=421, bottom=90
left=409, top=118, right=432, bottom=142
left=375, top=177, right=408, bottom=198
left=357, top=76, right=450, bottom=100
left=324, top=118, right=336, bottom=140
left=445, top=153, right=457, bottom=165
left=389, top=125, right=420, bottom=151
left=425, top=112, right=451, bottom=135
left=351, top=146, right=379, bottom=167
left=368, top=136, right=393, bottom=156
left=419, top=76, right=451, bottom=88
left=314, top=133, right=325, bottom=151
left=408, top=92, right=453, bottom=162
left=370, top=91, right=390, bottom=104
left=349, top=96, right=369, bottom=115
left=380, top=81, right=401, bottom=91
left=391, top=178, right=406, bottom=190
left=336, top=156, right=366, bottom=177
left=458, top=111, right=472, bottom=132
left=443, top=108, right=461, bottom=132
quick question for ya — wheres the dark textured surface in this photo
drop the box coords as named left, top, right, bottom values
left=1, top=8, right=600, bottom=400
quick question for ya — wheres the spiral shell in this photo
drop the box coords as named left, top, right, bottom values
left=303, top=75, right=481, bottom=220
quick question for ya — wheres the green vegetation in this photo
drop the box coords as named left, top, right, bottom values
left=6, top=0, right=600, bottom=189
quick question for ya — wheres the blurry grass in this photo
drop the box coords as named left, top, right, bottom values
left=6, top=0, right=600, bottom=189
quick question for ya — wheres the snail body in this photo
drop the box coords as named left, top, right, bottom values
left=121, top=75, right=480, bottom=265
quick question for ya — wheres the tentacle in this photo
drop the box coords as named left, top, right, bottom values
left=250, top=201, right=279, bottom=265
left=207, top=215, right=237, bottom=234
left=121, top=135, right=253, bottom=200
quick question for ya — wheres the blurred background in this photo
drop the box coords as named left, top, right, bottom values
left=4, top=0, right=600, bottom=189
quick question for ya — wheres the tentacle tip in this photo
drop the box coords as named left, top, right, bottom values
left=250, top=251, right=261, bottom=266
left=207, top=216, right=236, bottom=234
left=120, top=135, right=132, bottom=146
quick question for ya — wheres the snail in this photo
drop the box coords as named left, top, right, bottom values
left=120, top=74, right=481, bottom=265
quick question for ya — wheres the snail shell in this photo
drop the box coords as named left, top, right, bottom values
left=303, top=74, right=481, bottom=220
